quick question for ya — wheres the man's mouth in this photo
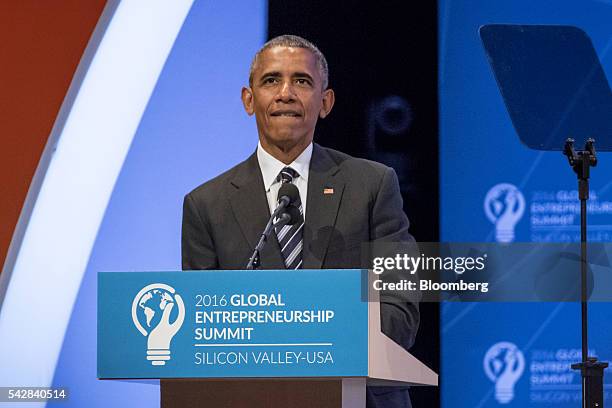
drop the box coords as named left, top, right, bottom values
left=270, top=110, right=302, bottom=117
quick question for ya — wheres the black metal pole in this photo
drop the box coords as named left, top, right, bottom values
left=565, top=138, right=608, bottom=408
left=581, top=175, right=588, bottom=364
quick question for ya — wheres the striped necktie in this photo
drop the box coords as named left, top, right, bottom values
left=274, top=167, right=304, bottom=269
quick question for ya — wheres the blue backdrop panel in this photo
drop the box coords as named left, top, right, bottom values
left=50, top=2, right=266, bottom=407
left=440, top=0, right=612, bottom=407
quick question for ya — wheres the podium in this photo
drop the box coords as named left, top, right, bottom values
left=98, top=269, right=437, bottom=407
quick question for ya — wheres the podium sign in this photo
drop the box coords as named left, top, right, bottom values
left=98, top=269, right=368, bottom=379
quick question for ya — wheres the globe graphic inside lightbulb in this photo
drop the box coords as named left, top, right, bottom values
left=131, top=283, right=185, bottom=366
left=483, top=342, right=525, bottom=404
left=484, top=183, right=525, bottom=243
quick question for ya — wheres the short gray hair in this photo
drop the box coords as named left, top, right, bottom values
left=248, top=35, right=329, bottom=90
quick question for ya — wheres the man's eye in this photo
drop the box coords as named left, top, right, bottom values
left=295, top=78, right=311, bottom=85
left=263, top=77, right=278, bottom=84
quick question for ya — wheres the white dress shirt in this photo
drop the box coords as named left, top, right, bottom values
left=256, top=141, right=312, bottom=220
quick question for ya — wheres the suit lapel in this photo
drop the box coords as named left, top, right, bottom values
left=303, top=144, right=345, bottom=269
left=228, top=152, right=285, bottom=269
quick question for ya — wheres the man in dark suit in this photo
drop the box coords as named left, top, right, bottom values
left=180, top=35, right=419, bottom=408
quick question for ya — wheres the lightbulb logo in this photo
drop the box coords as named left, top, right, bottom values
left=484, top=183, right=525, bottom=243
left=131, top=283, right=185, bottom=366
left=483, top=341, right=525, bottom=404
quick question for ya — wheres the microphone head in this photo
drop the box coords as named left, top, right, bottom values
left=274, top=205, right=301, bottom=229
left=282, top=204, right=302, bottom=226
left=277, top=183, right=300, bottom=206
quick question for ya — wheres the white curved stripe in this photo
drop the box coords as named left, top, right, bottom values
left=0, top=0, right=194, bottom=394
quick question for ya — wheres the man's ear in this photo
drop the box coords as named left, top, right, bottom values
left=241, top=87, right=254, bottom=115
left=319, top=88, right=335, bottom=119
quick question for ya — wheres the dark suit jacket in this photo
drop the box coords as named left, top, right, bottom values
left=180, top=143, right=419, bottom=408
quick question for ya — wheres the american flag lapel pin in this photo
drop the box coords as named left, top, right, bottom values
left=323, top=187, right=334, bottom=195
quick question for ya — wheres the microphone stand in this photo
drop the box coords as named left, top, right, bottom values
left=563, top=138, right=608, bottom=408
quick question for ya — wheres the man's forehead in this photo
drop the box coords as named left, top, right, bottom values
left=254, top=46, right=319, bottom=76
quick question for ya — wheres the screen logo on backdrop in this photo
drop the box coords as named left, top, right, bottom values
left=131, top=283, right=185, bottom=366
left=483, top=341, right=525, bottom=404
left=484, top=183, right=525, bottom=243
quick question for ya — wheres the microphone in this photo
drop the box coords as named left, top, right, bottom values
left=246, top=183, right=300, bottom=270
left=275, top=204, right=301, bottom=228
left=277, top=183, right=299, bottom=208
left=273, top=184, right=300, bottom=228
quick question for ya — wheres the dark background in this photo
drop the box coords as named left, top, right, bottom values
left=268, top=1, right=440, bottom=405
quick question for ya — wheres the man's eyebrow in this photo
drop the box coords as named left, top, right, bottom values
left=293, top=72, right=314, bottom=80
left=259, top=71, right=282, bottom=79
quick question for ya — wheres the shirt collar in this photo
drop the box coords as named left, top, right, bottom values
left=257, top=141, right=312, bottom=191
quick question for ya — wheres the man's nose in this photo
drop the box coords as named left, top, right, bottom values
left=276, top=81, right=295, bottom=102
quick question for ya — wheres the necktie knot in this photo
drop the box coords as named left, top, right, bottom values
left=277, top=167, right=299, bottom=184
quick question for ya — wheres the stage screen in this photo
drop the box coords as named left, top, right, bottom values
left=440, top=1, right=612, bottom=407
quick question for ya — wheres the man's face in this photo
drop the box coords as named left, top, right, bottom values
left=242, top=46, right=334, bottom=153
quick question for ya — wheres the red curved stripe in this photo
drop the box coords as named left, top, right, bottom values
left=0, top=0, right=107, bottom=271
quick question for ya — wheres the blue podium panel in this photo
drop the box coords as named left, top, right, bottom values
left=98, top=269, right=368, bottom=379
